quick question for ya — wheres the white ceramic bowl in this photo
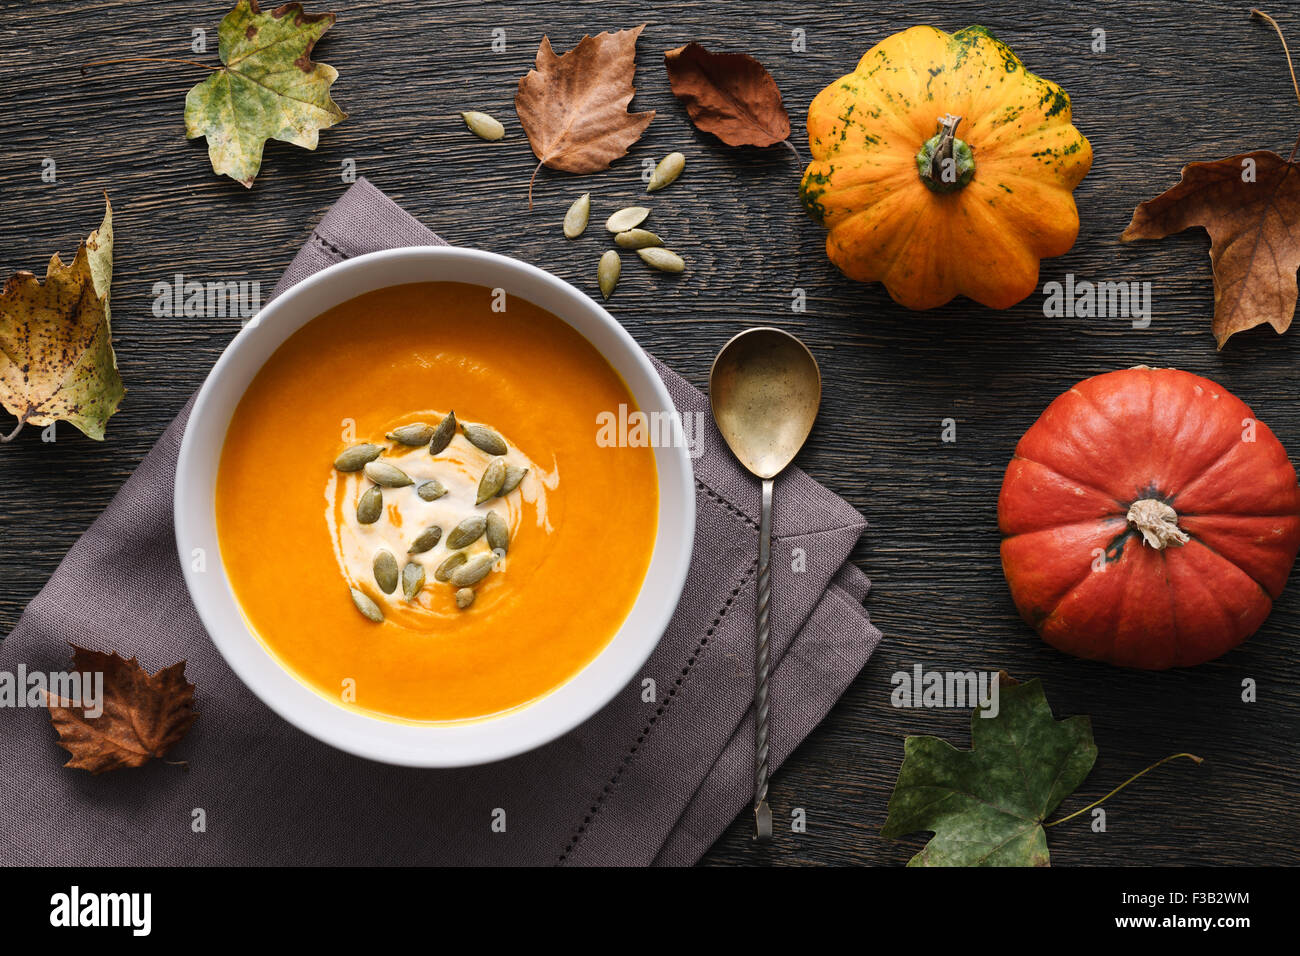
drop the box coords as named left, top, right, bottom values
left=175, top=247, right=695, bottom=767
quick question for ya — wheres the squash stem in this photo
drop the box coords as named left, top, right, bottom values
left=1127, top=498, right=1189, bottom=549
left=916, top=114, right=975, bottom=193
left=1044, top=753, right=1203, bottom=828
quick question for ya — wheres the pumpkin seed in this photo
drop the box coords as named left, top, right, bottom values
left=356, top=486, right=383, bottom=524
left=614, top=228, right=663, bottom=250
left=428, top=411, right=457, bottom=455
left=637, top=247, right=685, bottom=273
left=416, top=479, right=447, bottom=502
left=605, top=206, right=650, bottom=233
left=500, top=464, right=528, bottom=495
left=462, top=422, right=507, bottom=456
left=435, top=551, right=468, bottom=582
left=450, top=552, right=497, bottom=587
left=446, top=515, right=487, bottom=549
left=334, top=443, right=383, bottom=472
left=408, top=525, right=443, bottom=554
left=461, top=110, right=505, bottom=141
left=387, top=422, right=435, bottom=446
left=486, top=510, right=509, bottom=553
left=364, top=461, right=414, bottom=487
left=647, top=152, right=685, bottom=192
left=598, top=250, right=621, bottom=301
left=350, top=587, right=383, bottom=623
left=455, top=587, right=476, bottom=609
left=402, top=561, right=426, bottom=601
left=563, top=193, right=591, bottom=238
left=373, top=550, right=399, bottom=593
left=477, top=458, right=506, bottom=504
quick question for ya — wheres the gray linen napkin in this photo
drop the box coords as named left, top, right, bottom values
left=0, top=179, right=881, bottom=866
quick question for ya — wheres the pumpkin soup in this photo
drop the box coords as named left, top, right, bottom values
left=215, top=282, right=659, bottom=723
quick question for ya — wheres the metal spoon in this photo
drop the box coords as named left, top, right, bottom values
left=708, top=327, right=821, bottom=842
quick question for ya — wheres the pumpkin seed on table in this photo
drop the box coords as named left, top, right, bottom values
left=334, top=443, right=382, bottom=472
left=387, top=423, right=435, bottom=446
left=477, top=458, right=506, bottom=504
left=435, top=551, right=468, bottom=582
left=563, top=193, right=591, bottom=238
left=402, top=561, right=426, bottom=601
left=350, top=588, right=383, bottom=623
left=450, top=552, right=497, bottom=587
left=364, top=461, right=414, bottom=487
left=460, top=110, right=505, bottom=141
left=462, top=422, right=507, bottom=456
left=428, top=411, right=457, bottom=455
left=486, top=510, right=509, bottom=553
left=356, top=486, right=383, bottom=524
left=446, top=515, right=487, bottom=549
left=646, top=152, right=685, bottom=193
left=455, top=588, right=476, bottom=610
left=614, top=229, right=663, bottom=250
left=416, top=479, right=447, bottom=502
left=637, top=247, right=685, bottom=273
left=598, top=250, right=621, bottom=300
left=408, top=525, right=443, bottom=554
left=373, top=550, right=399, bottom=594
left=605, top=206, right=650, bottom=233
left=500, top=464, right=528, bottom=495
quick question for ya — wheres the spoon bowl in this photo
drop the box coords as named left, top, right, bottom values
left=709, top=328, right=821, bottom=479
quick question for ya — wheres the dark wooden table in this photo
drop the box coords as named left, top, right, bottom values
left=2, top=0, right=1297, bottom=866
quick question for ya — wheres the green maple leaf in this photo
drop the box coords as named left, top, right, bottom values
left=881, top=678, right=1098, bottom=866
left=184, top=1, right=346, bottom=187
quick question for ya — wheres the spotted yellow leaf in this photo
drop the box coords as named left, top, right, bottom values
left=0, top=197, right=123, bottom=442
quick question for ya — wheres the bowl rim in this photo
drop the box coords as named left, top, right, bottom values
left=174, top=246, right=695, bottom=767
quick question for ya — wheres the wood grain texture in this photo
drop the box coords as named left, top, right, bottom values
left=2, top=0, right=1298, bottom=866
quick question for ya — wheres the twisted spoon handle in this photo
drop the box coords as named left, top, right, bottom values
left=754, top=477, right=773, bottom=842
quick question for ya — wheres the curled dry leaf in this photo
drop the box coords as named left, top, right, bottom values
left=515, top=24, right=655, bottom=205
left=46, top=645, right=197, bottom=775
left=0, top=196, right=123, bottom=442
left=1122, top=152, right=1300, bottom=349
left=184, top=0, right=346, bottom=187
left=663, top=42, right=790, bottom=148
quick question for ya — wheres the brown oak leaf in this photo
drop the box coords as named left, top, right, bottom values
left=515, top=24, right=655, bottom=205
left=47, top=645, right=197, bottom=775
left=1121, top=151, right=1300, bottom=348
left=663, top=42, right=790, bottom=148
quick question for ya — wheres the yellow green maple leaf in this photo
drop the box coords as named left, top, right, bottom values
left=184, top=1, right=346, bottom=187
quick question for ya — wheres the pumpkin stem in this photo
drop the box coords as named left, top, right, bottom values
left=1127, top=498, right=1190, bottom=550
left=916, top=113, right=975, bottom=193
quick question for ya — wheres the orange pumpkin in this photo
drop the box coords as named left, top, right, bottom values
left=800, top=25, right=1092, bottom=310
left=999, top=368, right=1300, bottom=669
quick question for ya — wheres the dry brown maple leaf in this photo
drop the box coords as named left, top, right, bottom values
left=663, top=42, right=790, bottom=148
left=1121, top=150, right=1300, bottom=348
left=515, top=24, right=655, bottom=205
left=47, top=645, right=197, bottom=775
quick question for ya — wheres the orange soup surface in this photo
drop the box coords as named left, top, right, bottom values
left=216, top=282, right=659, bottom=722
